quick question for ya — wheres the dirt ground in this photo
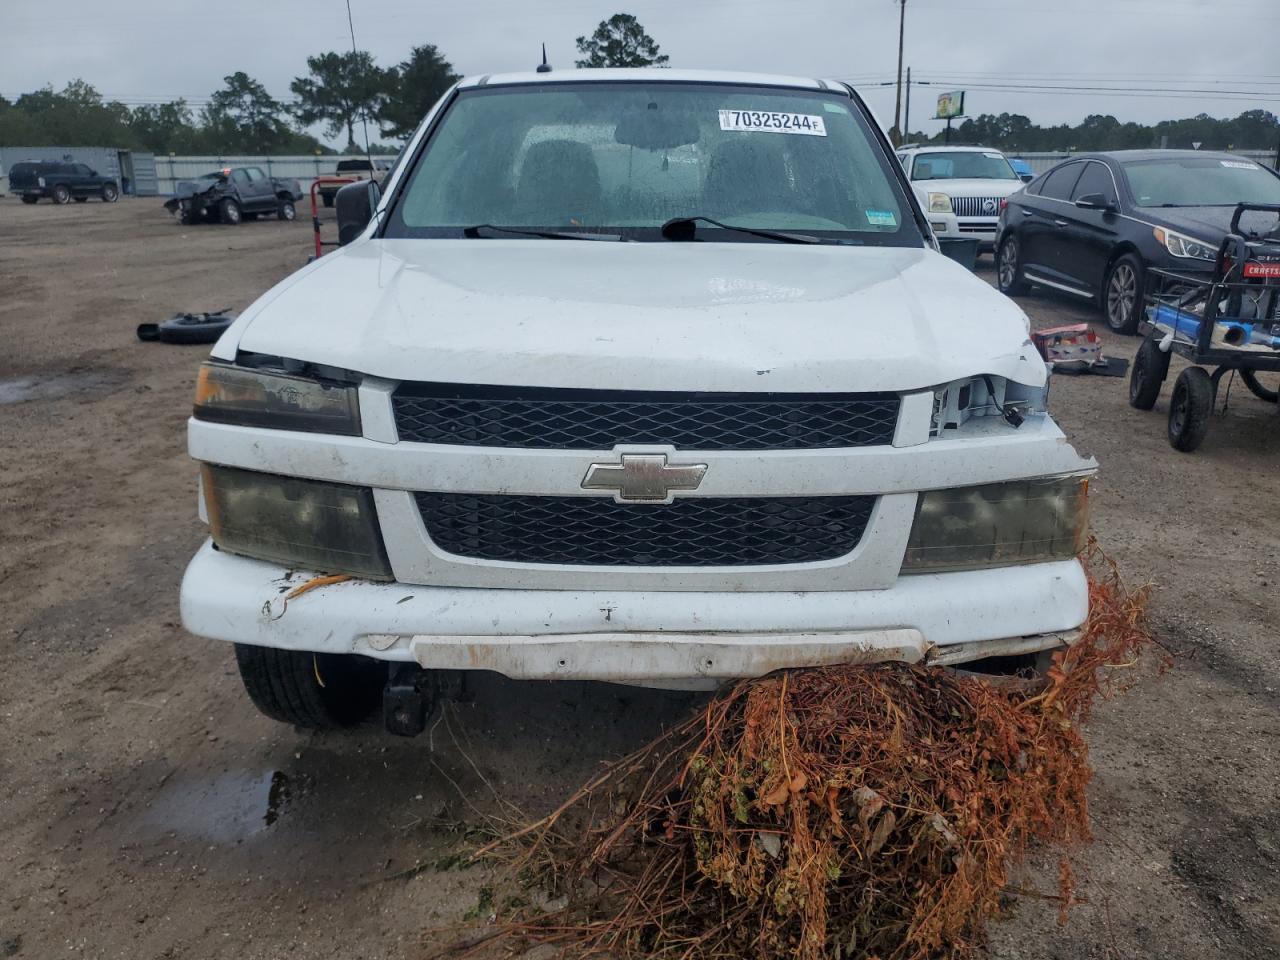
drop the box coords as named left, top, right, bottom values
left=1, top=197, right=1277, bottom=960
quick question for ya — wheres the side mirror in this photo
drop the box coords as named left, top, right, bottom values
left=1075, top=193, right=1115, bottom=212
left=336, top=179, right=380, bottom=245
left=1020, top=173, right=1035, bottom=183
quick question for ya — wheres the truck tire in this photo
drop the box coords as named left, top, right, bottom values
left=234, top=644, right=386, bottom=730
left=1168, top=366, right=1213, bottom=452
left=219, top=197, right=242, bottom=225
left=101, top=183, right=119, bottom=202
left=1103, top=253, right=1144, bottom=335
left=322, top=193, right=334, bottom=208
left=277, top=199, right=296, bottom=221
left=52, top=184, right=71, bottom=204
left=1240, top=369, right=1279, bottom=404
left=996, top=235, right=1029, bottom=296
left=1129, top=334, right=1170, bottom=410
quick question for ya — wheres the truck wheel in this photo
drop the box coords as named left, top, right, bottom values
left=101, top=183, right=119, bottom=202
left=21, top=196, right=38, bottom=204
left=996, top=235, right=1029, bottom=296
left=219, top=198, right=242, bottom=225
left=52, top=184, right=71, bottom=204
left=322, top=193, right=334, bottom=208
left=1168, top=366, right=1213, bottom=452
left=277, top=199, right=296, bottom=221
left=1129, top=335, right=1170, bottom=410
left=234, top=644, right=386, bottom=730
left=1240, top=369, right=1279, bottom=404
left=1103, top=253, right=1144, bottom=335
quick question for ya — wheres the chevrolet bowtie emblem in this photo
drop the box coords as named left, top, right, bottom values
left=582, top=453, right=708, bottom=503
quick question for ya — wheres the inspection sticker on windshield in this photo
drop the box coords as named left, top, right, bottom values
left=719, top=110, right=827, bottom=136
left=866, top=209, right=898, bottom=226
left=1221, top=159, right=1257, bottom=170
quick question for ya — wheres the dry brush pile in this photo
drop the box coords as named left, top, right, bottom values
left=454, top=557, right=1158, bottom=960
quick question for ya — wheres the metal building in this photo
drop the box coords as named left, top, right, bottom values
left=0, top=146, right=159, bottom=196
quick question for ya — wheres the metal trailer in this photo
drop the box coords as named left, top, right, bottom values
left=1129, top=202, right=1280, bottom=452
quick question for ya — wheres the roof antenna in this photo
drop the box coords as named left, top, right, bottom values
left=536, top=43, right=552, bottom=73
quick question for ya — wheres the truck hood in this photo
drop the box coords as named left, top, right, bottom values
left=221, top=239, right=1044, bottom=393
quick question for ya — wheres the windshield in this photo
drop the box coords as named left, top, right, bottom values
left=1122, top=155, right=1280, bottom=207
left=385, top=82, right=918, bottom=245
left=910, top=151, right=1017, bottom=181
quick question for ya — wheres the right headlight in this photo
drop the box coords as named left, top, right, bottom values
left=901, top=475, right=1089, bottom=573
left=201, top=464, right=392, bottom=579
left=194, top=362, right=361, bottom=435
left=927, top=192, right=954, bottom=214
left=1153, top=226, right=1215, bottom=262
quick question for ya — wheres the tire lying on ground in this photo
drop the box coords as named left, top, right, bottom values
left=136, top=310, right=235, bottom=345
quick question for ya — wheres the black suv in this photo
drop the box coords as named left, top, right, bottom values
left=8, top=161, right=119, bottom=204
left=996, top=150, right=1280, bottom=333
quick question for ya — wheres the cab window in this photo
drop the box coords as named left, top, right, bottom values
left=1038, top=162, right=1084, bottom=201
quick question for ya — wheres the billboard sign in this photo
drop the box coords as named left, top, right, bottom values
left=935, top=91, right=965, bottom=120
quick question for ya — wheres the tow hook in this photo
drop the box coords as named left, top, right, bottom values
left=383, top=663, right=437, bottom=737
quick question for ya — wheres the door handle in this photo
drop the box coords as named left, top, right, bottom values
left=1054, top=219, right=1069, bottom=226
left=1020, top=208, right=1034, bottom=215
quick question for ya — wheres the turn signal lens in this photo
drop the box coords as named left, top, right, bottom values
left=902, top=475, right=1089, bottom=572
left=194, top=362, right=360, bottom=435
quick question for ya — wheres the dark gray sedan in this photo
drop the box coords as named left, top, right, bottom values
left=995, top=150, right=1280, bottom=333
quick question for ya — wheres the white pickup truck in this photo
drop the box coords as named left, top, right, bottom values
left=181, top=69, right=1095, bottom=734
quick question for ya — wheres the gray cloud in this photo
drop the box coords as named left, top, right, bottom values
left=2, top=0, right=1277, bottom=144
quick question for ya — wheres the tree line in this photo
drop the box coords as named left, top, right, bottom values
left=7, top=10, right=1271, bottom=158
left=0, top=44, right=460, bottom=156
left=906, top=109, right=1280, bottom=154
left=0, top=14, right=667, bottom=156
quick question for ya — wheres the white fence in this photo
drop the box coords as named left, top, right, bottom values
left=155, top=155, right=398, bottom=195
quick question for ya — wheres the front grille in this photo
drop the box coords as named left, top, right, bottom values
left=951, top=196, right=1003, bottom=218
left=392, top=384, right=900, bottom=450
left=415, top=493, right=877, bottom=566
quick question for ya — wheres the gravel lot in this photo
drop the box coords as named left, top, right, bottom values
left=1, top=198, right=1278, bottom=960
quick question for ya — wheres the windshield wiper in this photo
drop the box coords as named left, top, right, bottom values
left=462, top=224, right=623, bottom=241
left=660, top=215, right=823, bottom=245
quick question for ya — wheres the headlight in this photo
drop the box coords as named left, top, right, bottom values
left=927, top=192, right=953, bottom=214
left=1153, top=226, right=1215, bottom=261
left=195, top=362, right=360, bottom=435
left=901, top=475, right=1089, bottom=572
left=202, top=464, right=392, bottom=579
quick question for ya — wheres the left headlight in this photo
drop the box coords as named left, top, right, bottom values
left=1153, top=226, right=1215, bottom=262
left=194, top=362, right=361, bottom=435
left=927, top=192, right=953, bottom=214
left=202, top=464, right=392, bottom=579
left=901, top=475, right=1089, bottom=573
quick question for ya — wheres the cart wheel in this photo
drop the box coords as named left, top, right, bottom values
left=1129, top=335, right=1170, bottom=410
left=1240, top=369, right=1279, bottom=404
left=1168, top=367, right=1213, bottom=452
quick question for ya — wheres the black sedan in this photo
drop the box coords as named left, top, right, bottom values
left=995, top=150, right=1280, bottom=333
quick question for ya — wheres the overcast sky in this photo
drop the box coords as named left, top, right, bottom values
left=3, top=0, right=1278, bottom=145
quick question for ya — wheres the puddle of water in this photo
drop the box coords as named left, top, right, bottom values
left=0, top=369, right=127, bottom=405
left=140, top=769, right=292, bottom=843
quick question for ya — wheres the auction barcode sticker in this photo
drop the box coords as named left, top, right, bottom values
left=719, top=110, right=827, bottom=136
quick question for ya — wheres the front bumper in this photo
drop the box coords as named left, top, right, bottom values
left=181, top=541, right=1088, bottom=687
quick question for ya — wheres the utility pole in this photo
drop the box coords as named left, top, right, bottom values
left=903, top=66, right=912, bottom=145
left=892, top=0, right=907, bottom=146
